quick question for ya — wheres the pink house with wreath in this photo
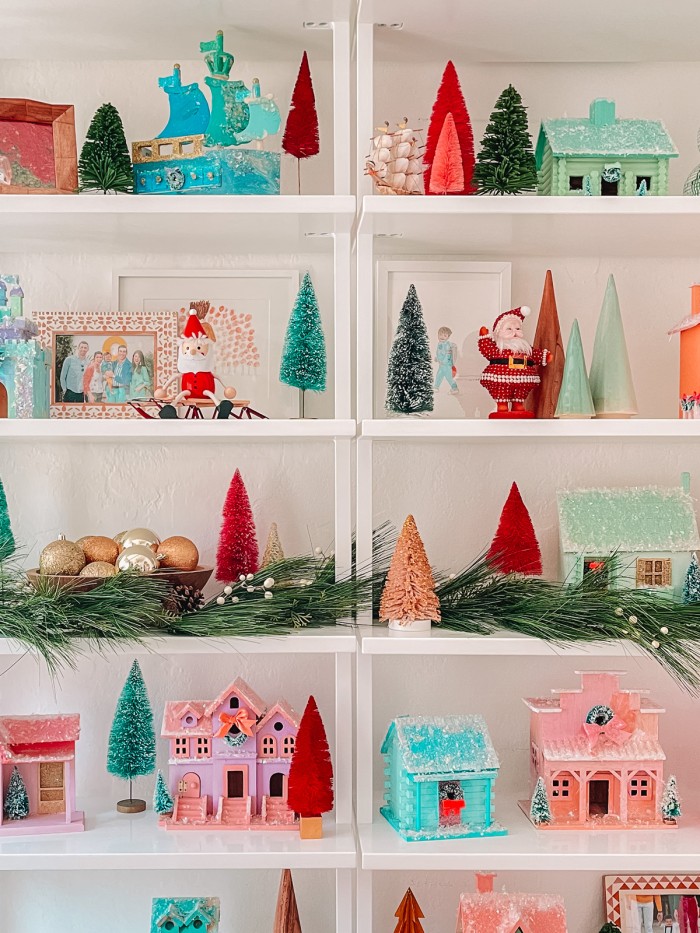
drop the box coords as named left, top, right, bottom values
left=161, top=677, right=299, bottom=830
left=456, top=872, right=567, bottom=932
left=524, top=671, right=667, bottom=828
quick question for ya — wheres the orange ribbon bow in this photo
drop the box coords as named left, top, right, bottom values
left=215, top=708, right=255, bottom=739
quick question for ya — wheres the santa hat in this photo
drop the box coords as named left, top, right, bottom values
left=493, top=306, right=531, bottom=332
left=181, top=312, right=208, bottom=340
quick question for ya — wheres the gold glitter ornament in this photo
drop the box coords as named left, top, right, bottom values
left=39, top=535, right=87, bottom=576
left=158, top=535, right=199, bottom=571
left=80, top=561, right=118, bottom=578
left=77, top=535, right=119, bottom=565
left=116, top=545, right=160, bottom=573
left=119, top=528, right=160, bottom=552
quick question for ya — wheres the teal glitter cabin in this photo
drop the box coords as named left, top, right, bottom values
left=536, top=98, right=677, bottom=196
left=150, top=897, right=220, bottom=933
left=133, top=30, right=281, bottom=196
left=0, top=276, right=50, bottom=419
left=380, top=715, right=507, bottom=842
left=558, top=475, right=700, bottom=596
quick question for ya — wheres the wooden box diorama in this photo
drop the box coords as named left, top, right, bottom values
left=0, top=714, right=84, bottom=836
left=669, top=284, right=700, bottom=418
left=523, top=671, right=670, bottom=830
left=160, top=677, right=299, bottom=830
left=380, top=714, right=507, bottom=842
left=0, top=275, right=50, bottom=419
left=132, top=31, right=281, bottom=196
left=150, top=897, right=220, bottom=933
left=456, top=872, right=568, bottom=933
left=536, top=98, right=677, bottom=196
left=557, top=475, right=699, bottom=596
left=0, top=98, right=78, bottom=194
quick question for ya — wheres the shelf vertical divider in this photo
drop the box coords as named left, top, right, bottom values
left=333, top=20, right=352, bottom=195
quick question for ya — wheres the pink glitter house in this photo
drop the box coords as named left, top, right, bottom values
left=0, top=714, right=84, bottom=836
left=456, top=873, right=567, bottom=932
left=161, top=677, right=300, bottom=830
left=524, top=671, right=669, bottom=829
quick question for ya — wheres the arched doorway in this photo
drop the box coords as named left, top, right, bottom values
left=0, top=382, right=7, bottom=419
left=269, top=772, right=285, bottom=797
left=181, top=772, right=201, bottom=798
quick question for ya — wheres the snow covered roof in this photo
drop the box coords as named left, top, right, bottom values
left=458, top=891, right=567, bottom=933
left=204, top=677, right=267, bottom=718
left=257, top=699, right=300, bottom=732
left=557, top=484, right=700, bottom=553
left=382, top=714, right=499, bottom=777
left=161, top=701, right=212, bottom=738
left=542, top=730, right=665, bottom=763
left=0, top=714, right=79, bottom=746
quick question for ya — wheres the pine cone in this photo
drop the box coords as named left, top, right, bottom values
left=164, top=584, right=205, bottom=615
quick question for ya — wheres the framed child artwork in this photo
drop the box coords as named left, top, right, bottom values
left=605, top=875, right=700, bottom=933
left=34, top=310, right=179, bottom=418
left=0, top=99, right=78, bottom=194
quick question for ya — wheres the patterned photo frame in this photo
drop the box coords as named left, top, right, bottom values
left=605, top=874, right=700, bottom=931
left=34, top=309, right=178, bottom=418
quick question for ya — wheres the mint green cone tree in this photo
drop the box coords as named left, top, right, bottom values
left=555, top=320, right=595, bottom=418
left=589, top=275, right=638, bottom=418
left=107, top=659, right=156, bottom=812
left=279, top=272, right=327, bottom=418
left=0, top=477, right=15, bottom=561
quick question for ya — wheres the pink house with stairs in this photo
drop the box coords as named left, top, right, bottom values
left=161, top=677, right=299, bottom=831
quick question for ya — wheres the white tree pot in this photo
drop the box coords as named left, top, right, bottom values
left=388, top=618, right=432, bottom=633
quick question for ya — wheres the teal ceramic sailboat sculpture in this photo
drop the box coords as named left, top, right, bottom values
left=589, top=275, right=638, bottom=418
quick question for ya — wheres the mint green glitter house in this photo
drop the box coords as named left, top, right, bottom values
left=536, top=99, right=677, bottom=196
left=558, top=475, right=699, bottom=595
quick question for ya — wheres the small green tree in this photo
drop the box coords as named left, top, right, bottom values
left=661, top=774, right=681, bottom=821
left=4, top=766, right=29, bottom=820
left=153, top=770, right=175, bottom=815
left=474, top=84, right=537, bottom=195
left=683, top=554, right=700, bottom=603
left=279, top=272, right=327, bottom=417
left=79, top=102, right=133, bottom=194
left=0, top=477, right=15, bottom=561
left=599, top=924, right=622, bottom=933
left=107, top=659, right=156, bottom=810
left=385, top=284, right=434, bottom=415
left=529, top=776, right=553, bottom=825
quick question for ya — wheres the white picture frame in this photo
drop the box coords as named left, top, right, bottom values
left=375, top=260, right=512, bottom=419
left=113, top=270, right=300, bottom=419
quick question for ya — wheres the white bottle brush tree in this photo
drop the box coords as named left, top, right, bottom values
left=529, top=776, right=553, bottom=825
left=661, top=774, right=681, bottom=822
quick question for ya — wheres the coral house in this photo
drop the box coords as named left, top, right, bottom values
left=457, top=872, right=567, bottom=932
left=524, top=671, right=669, bottom=829
left=161, top=677, right=300, bottom=830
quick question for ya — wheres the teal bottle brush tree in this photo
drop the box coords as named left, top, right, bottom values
left=385, top=284, right=434, bottom=415
left=107, top=659, right=156, bottom=813
left=279, top=272, right=327, bottom=418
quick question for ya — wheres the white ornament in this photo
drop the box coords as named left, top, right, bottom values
left=223, top=585, right=233, bottom=596
left=629, top=615, right=638, bottom=625
left=216, top=596, right=225, bottom=605
left=246, top=573, right=255, bottom=581
left=263, top=577, right=275, bottom=589
left=239, top=574, right=246, bottom=582
left=660, top=626, right=669, bottom=635
left=652, top=639, right=660, bottom=649
left=264, top=591, right=273, bottom=599
left=231, top=596, right=239, bottom=603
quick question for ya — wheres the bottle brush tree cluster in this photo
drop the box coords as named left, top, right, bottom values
left=385, top=284, right=434, bottom=415
left=216, top=468, right=259, bottom=583
left=474, top=84, right=538, bottom=195
left=106, top=659, right=156, bottom=805
left=424, top=60, right=475, bottom=195
left=379, top=515, right=441, bottom=624
left=79, top=102, right=133, bottom=194
left=487, top=482, right=542, bottom=575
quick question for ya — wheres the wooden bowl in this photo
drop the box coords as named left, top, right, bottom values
left=27, top=565, right=214, bottom=593
left=26, top=569, right=105, bottom=592
left=150, top=565, right=214, bottom=590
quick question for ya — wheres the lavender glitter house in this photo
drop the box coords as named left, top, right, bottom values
left=161, top=676, right=299, bottom=830
left=0, top=275, right=50, bottom=419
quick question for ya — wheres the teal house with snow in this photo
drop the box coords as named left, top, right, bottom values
left=536, top=98, right=677, bottom=196
left=558, top=475, right=699, bottom=596
left=380, top=714, right=507, bottom=842
left=150, top=897, right=220, bottom=933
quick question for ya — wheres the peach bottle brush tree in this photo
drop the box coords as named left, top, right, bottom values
left=424, top=60, right=475, bottom=195
left=282, top=51, right=319, bottom=194
left=379, top=514, right=441, bottom=632
left=279, top=272, right=327, bottom=418
left=287, top=696, right=333, bottom=839
left=216, top=468, right=259, bottom=583
left=107, top=659, right=156, bottom=813
left=428, top=112, right=464, bottom=194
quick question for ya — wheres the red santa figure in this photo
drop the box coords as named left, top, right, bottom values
left=478, top=306, right=550, bottom=418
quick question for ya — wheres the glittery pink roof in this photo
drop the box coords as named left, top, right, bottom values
left=0, top=715, right=80, bottom=763
left=161, top=702, right=212, bottom=738
left=542, top=730, right=665, bottom=762
left=457, top=892, right=567, bottom=933
left=257, top=700, right=300, bottom=732
left=204, top=677, right=267, bottom=718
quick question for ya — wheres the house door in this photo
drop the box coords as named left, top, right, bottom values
left=38, top=762, right=65, bottom=815
left=180, top=772, right=201, bottom=798
left=438, top=780, right=465, bottom=826
left=227, top=769, right=245, bottom=798
left=588, top=779, right=609, bottom=816
left=0, top=382, right=7, bottom=419
left=269, top=773, right=285, bottom=798
left=601, top=178, right=619, bottom=195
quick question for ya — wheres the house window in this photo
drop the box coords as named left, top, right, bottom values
left=283, top=736, right=296, bottom=757
left=273, top=720, right=284, bottom=732
left=636, top=175, right=652, bottom=192
left=568, top=175, right=584, bottom=191
left=261, top=736, right=276, bottom=756
left=229, top=696, right=239, bottom=709
left=552, top=777, right=571, bottom=798
left=183, top=714, right=195, bottom=726
left=530, top=743, right=538, bottom=768
left=175, top=737, right=189, bottom=758
left=630, top=776, right=651, bottom=798
left=636, top=558, right=671, bottom=587
left=196, top=737, right=210, bottom=757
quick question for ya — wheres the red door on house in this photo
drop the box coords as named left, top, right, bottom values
left=0, top=383, right=7, bottom=419
left=181, top=772, right=201, bottom=798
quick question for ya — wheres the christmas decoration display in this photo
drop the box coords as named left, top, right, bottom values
left=385, top=284, right=434, bottom=415
left=424, top=61, right=475, bottom=195
left=365, top=120, right=423, bottom=195
left=78, top=102, right=133, bottom=193
left=39, top=535, right=86, bottom=576
left=282, top=51, right=319, bottom=194
left=288, top=695, right=333, bottom=839
left=150, top=898, right=220, bottom=933
left=661, top=774, right=681, bottom=822
left=684, top=553, right=700, bottom=602
left=379, top=514, right=440, bottom=631
left=279, top=272, right=327, bottom=416
left=0, top=274, right=51, bottom=419
left=393, top=888, right=425, bottom=933
left=107, top=659, right=156, bottom=813
left=216, top=468, right=259, bottom=583
left=555, top=320, right=595, bottom=418
left=133, top=32, right=281, bottom=195
left=157, top=535, right=199, bottom=571
left=428, top=113, right=463, bottom=194
left=536, top=98, right=677, bottom=196
left=529, top=776, right=553, bottom=825
left=474, top=84, right=537, bottom=195
left=274, top=869, right=303, bottom=933
left=526, top=270, right=565, bottom=418
left=589, top=275, right=637, bottom=417
left=76, top=535, right=119, bottom=565
left=153, top=770, right=174, bottom=816
left=487, top=482, right=542, bottom=576
left=523, top=671, right=673, bottom=830
left=457, top=873, right=567, bottom=933
left=0, top=714, right=84, bottom=835
left=558, top=473, right=699, bottom=596
left=668, top=284, right=700, bottom=418
left=0, top=476, right=14, bottom=559
left=262, top=523, right=285, bottom=568
left=160, top=676, right=300, bottom=830
left=381, top=714, right=506, bottom=841
left=479, top=305, right=551, bottom=418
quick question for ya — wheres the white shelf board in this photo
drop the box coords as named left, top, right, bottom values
left=0, top=419, right=357, bottom=442
left=0, top=195, right=355, bottom=254
left=358, top=628, right=643, bottom=657
left=0, top=627, right=357, bottom=658
left=360, top=196, right=700, bottom=258
left=361, top=419, right=697, bottom=440
left=0, top=805, right=355, bottom=870
left=359, top=0, right=700, bottom=63
left=359, top=802, right=700, bottom=871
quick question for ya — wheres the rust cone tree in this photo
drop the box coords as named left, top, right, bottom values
left=273, top=869, right=303, bottom=933
left=394, top=888, right=425, bottom=933
left=379, top=515, right=441, bottom=627
left=526, top=269, right=565, bottom=418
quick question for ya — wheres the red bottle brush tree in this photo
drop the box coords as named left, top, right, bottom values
left=424, top=60, right=475, bottom=195
left=215, top=468, right=259, bottom=583
left=283, top=51, right=320, bottom=193
left=288, top=695, right=333, bottom=839
left=487, top=482, right=542, bottom=575
left=428, top=113, right=464, bottom=194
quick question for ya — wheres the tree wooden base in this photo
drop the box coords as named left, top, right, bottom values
left=117, top=798, right=146, bottom=813
left=298, top=816, right=323, bottom=839
left=388, top=618, right=431, bottom=632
